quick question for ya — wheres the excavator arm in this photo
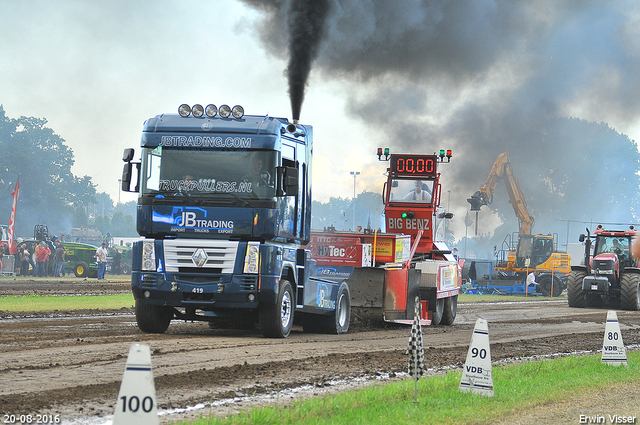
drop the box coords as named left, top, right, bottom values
left=467, top=152, right=534, bottom=236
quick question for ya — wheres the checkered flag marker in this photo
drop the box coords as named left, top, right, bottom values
left=406, top=296, right=425, bottom=402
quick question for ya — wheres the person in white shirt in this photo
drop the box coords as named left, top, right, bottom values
left=403, top=180, right=431, bottom=202
left=95, top=242, right=108, bottom=280
left=526, top=270, right=539, bottom=288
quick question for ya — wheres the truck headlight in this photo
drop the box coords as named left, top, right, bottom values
left=243, top=242, right=260, bottom=274
left=142, top=241, right=156, bottom=271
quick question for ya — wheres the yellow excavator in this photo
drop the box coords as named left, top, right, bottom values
left=467, top=152, right=570, bottom=296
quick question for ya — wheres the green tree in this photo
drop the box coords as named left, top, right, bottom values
left=110, top=210, right=137, bottom=236
left=0, top=106, right=96, bottom=236
left=72, top=207, right=88, bottom=228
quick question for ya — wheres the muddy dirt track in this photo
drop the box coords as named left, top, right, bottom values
left=1, top=278, right=640, bottom=424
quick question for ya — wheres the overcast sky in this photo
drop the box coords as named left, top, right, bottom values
left=0, top=1, right=380, bottom=202
left=2, top=1, right=640, bottom=240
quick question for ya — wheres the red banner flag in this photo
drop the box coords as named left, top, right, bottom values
left=7, top=177, right=19, bottom=254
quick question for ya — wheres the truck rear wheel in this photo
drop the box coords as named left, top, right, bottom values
left=303, top=282, right=351, bottom=334
left=440, top=295, right=457, bottom=326
left=430, top=298, right=444, bottom=325
left=328, top=282, right=351, bottom=334
left=620, top=273, right=640, bottom=311
left=135, top=299, right=173, bottom=333
left=259, top=280, right=294, bottom=338
left=567, top=270, right=587, bottom=307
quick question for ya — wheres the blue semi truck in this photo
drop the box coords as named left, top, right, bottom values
left=121, top=104, right=349, bottom=337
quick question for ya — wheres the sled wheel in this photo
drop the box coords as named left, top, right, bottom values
left=431, top=297, right=444, bottom=325
left=441, top=295, right=457, bottom=325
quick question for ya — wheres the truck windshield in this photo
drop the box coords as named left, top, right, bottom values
left=140, top=147, right=277, bottom=200
left=389, top=179, right=434, bottom=203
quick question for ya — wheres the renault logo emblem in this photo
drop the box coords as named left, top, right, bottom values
left=192, top=248, right=208, bottom=267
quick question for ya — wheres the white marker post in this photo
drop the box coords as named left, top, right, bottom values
left=459, top=318, right=494, bottom=397
left=113, top=343, right=159, bottom=425
left=601, top=310, right=628, bottom=367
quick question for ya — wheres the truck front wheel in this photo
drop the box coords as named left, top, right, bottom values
left=135, top=299, right=173, bottom=333
left=259, top=280, right=294, bottom=338
left=620, top=273, right=640, bottom=311
left=567, top=270, right=587, bottom=308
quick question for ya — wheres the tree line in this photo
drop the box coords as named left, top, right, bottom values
left=0, top=106, right=136, bottom=240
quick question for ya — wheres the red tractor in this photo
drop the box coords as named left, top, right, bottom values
left=567, top=225, right=640, bottom=310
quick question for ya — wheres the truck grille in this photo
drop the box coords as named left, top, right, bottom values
left=163, top=239, right=239, bottom=274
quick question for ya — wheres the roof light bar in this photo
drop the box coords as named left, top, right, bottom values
left=178, top=104, right=191, bottom=117
left=232, top=105, right=244, bottom=119
left=178, top=103, right=244, bottom=119
left=192, top=104, right=204, bottom=118
left=205, top=104, right=217, bottom=117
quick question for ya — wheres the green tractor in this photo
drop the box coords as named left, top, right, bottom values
left=61, top=241, right=100, bottom=278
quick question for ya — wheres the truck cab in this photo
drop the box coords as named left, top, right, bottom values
left=122, top=104, right=349, bottom=337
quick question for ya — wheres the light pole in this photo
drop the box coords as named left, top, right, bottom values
left=350, top=171, right=360, bottom=230
left=446, top=190, right=451, bottom=241
left=118, top=179, right=121, bottom=205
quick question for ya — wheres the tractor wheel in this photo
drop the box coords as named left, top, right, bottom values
left=620, top=273, right=640, bottom=311
left=135, top=299, right=173, bottom=333
left=567, top=270, right=587, bottom=307
left=74, top=262, right=89, bottom=278
left=430, top=298, right=444, bottom=325
left=259, top=280, right=294, bottom=338
left=538, top=274, right=564, bottom=297
left=441, top=295, right=457, bottom=325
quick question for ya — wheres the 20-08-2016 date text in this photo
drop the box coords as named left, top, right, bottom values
left=3, top=415, right=60, bottom=424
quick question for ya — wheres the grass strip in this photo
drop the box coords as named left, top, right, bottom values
left=179, top=351, right=640, bottom=425
left=0, top=294, right=134, bottom=312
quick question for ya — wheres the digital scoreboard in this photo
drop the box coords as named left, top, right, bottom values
left=389, top=154, right=437, bottom=176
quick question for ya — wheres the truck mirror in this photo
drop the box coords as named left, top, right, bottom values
left=122, top=163, right=134, bottom=192
left=122, top=148, right=135, bottom=162
left=283, top=167, right=299, bottom=195
left=579, top=234, right=586, bottom=242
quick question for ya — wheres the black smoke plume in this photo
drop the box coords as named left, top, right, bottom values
left=240, top=1, right=640, bottom=254
left=285, top=0, right=332, bottom=121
